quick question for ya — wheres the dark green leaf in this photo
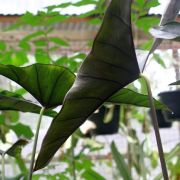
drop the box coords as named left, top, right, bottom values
left=20, top=12, right=44, bottom=26
left=5, top=139, right=28, bottom=157
left=14, top=88, right=27, bottom=96
left=21, top=31, right=45, bottom=42
left=150, top=22, right=180, bottom=41
left=0, top=64, right=75, bottom=108
left=88, top=18, right=102, bottom=25
left=74, top=0, right=97, bottom=6
left=0, top=51, right=13, bottom=65
left=111, top=142, right=132, bottom=180
left=35, top=0, right=140, bottom=170
left=9, top=123, right=33, bottom=139
left=107, top=88, right=168, bottom=110
left=0, top=90, right=57, bottom=117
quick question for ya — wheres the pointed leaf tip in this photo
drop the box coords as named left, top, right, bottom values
left=35, top=0, right=140, bottom=170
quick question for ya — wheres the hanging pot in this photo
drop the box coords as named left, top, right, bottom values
left=86, top=105, right=120, bottom=135
left=155, top=110, right=172, bottom=128
left=158, top=90, right=180, bottom=121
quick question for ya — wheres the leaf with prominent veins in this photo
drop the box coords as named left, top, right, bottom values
left=34, top=0, right=140, bottom=170
left=0, top=64, right=75, bottom=108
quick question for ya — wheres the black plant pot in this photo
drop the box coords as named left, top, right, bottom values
left=88, top=105, right=120, bottom=135
left=159, top=90, right=180, bottom=121
left=154, top=110, right=172, bottom=128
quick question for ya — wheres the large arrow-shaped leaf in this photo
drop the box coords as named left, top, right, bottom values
left=0, top=90, right=57, bottom=117
left=34, top=0, right=140, bottom=170
left=0, top=64, right=75, bottom=108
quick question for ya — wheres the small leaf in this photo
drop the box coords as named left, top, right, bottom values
left=153, top=53, right=166, bottom=68
left=49, top=37, right=69, bottom=47
left=5, top=139, right=28, bottom=157
left=111, top=142, right=132, bottom=180
left=145, top=0, right=180, bottom=64
left=0, top=64, right=75, bottom=108
left=35, top=49, right=51, bottom=64
left=150, top=22, right=180, bottom=41
left=136, top=17, right=159, bottom=32
left=12, top=51, right=29, bottom=66
left=9, top=123, right=34, bottom=139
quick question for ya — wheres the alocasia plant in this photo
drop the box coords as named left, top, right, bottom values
left=34, top=0, right=141, bottom=170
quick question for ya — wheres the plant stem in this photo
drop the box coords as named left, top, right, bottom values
left=28, top=107, right=45, bottom=180
left=1, top=153, right=5, bottom=180
left=141, top=74, right=169, bottom=180
left=71, top=136, right=76, bottom=180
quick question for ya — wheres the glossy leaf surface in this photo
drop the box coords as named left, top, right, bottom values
left=0, top=64, right=75, bottom=108
left=0, top=90, right=57, bottom=117
left=35, top=0, right=140, bottom=170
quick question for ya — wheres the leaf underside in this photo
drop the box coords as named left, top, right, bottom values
left=147, top=0, right=180, bottom=56
left=150, top=22, right=180, bottom=41
left=34, top=0, right=140, bottom=171
left=0, top=90, right=57, bottom=117
left=0, top=63, right=75, bottom=108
